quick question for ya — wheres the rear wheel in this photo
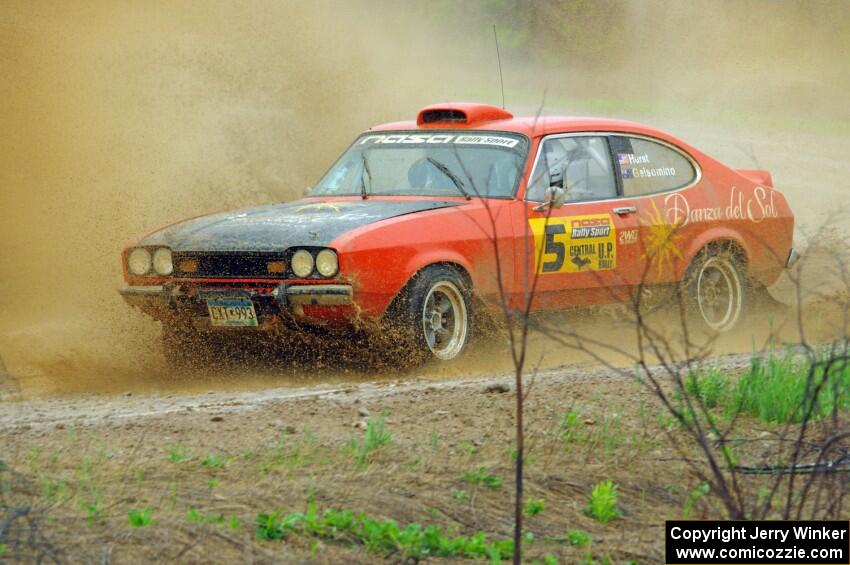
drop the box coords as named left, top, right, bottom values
left=685, top=246, right=746, bottom=333
left=387, top=265, right=472, bottom=363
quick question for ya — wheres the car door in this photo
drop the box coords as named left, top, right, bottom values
left=522, top=133, right=646, bottom=310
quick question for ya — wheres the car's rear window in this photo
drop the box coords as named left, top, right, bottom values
left=610, top=136, right=697, bottom=196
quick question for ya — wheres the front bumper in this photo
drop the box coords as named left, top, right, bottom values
left=119, top=283, right=354, bottom=327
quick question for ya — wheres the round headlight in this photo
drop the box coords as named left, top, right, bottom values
left=152, top=248, right=173, bottom=276
left=315, top=249, right=338, bottom=277
left=291, top=250, right=314, bottom=278
left=127, top=248, right=152, bottom=276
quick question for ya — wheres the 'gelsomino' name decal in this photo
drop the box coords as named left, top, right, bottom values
left=529, top=214, right=616, bottom=274
left=358, top=133, right=520, bottom=148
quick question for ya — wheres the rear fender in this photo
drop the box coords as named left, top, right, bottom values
left=679, top=227, right=750, bottom=280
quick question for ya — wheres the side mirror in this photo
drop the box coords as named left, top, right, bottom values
left=544, top=185, right=566, bottom=209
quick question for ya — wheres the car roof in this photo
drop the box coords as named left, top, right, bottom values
left=368, top=102, right=695, bottom=151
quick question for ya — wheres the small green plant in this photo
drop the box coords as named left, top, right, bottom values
left=201, top=454, right=228, bottom=468
left=559, top=410, right=581, bottom=442
left=41, top=478, right=69, bottom=503
left=187, top=507, right=225, bottom=525
left=523, top=498, right=545, bottom=517
left=132, top=468, right=145, bottom=489
left=83, top=498, right=104, bottom=525
left=450, top=488, right=470, bottom=501
left=351, top=414, right=393, bottom=467
left=128, top=506, right=153, bottom=528
left=166, top=444, right=191, bottom=463
left=187, top=508, right=204, bottom=524
left=462, top=468, right=502, bottom=489
left=682, top=482, right=710, bottom=518
left=566, top=529, right=591, bottom=547
left=684, top=368, right=730, bottom=409
left=584, top=481, right=622, bottom=524
left=228, top=515, right=242, bottom=530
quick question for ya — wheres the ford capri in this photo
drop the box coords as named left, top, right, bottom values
left=120, top=102, right=795, bottom=365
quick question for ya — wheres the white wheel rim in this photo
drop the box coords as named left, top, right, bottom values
left=422, top=281, right=468, bottom=360
left=696, top=257, right=742, bottom=332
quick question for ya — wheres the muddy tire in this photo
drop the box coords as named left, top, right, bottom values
left=684, top=245, right=747, bottom=333
left=387, top=265, right=472, bottom=364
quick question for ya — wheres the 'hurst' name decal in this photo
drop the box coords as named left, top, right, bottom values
left=359, top=134, right=520, bottom=148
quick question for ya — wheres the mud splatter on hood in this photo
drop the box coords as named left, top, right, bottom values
left=138, top=199, right=463, bottom=252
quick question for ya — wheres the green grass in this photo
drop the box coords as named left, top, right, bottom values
left=730, top=353, right=850, bottom=424
left=450, top=488, right=470, bottom=501
left=584, top=481, right=622, bottom=524
left=350, top=414, right=393, bottom=467
left=166, top=444, right=191, bottom=464
left=200, top=454, right=228, bottom=468
left=256, top=503, right=514, bottom=561
left=462, top=468, right=502, bottom=489
left=684, top=368, right=730, bottom=409
left=680, top=352, right=850, bottom=425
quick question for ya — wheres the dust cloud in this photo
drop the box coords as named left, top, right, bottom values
left=0, top=1, right=848, bottom=396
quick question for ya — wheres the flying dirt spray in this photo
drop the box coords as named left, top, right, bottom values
left=0, top=353, right=19, bottom=398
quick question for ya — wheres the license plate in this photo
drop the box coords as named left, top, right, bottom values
left=206, top=298, right=258, bottom=327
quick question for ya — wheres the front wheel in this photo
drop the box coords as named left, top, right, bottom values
left=388, top=265, right=472, bottom=363
left=685, top=247, right=747, bottom=333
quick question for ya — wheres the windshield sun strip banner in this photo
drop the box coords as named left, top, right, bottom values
left=358, top=133, right=521, bottom=148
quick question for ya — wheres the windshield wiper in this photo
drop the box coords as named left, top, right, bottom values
left=426, top=157, right=472, bottom=200
left=360, top=151, right=372, bottom=200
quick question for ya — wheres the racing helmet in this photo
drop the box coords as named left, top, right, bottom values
left=543, top=140, right=569, bottom=188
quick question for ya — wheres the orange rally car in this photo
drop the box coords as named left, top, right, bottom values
left=120, top=103, right=796, bottom=364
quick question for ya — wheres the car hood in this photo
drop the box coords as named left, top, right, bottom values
left=139, top=199, right=464, bottom=252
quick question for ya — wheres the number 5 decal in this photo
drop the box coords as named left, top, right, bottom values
left=529, top=214, right=617, bottom=274
left=542, top=224, right=566, bottom=272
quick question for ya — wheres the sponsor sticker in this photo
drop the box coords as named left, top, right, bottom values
left=663, top=186, right=779, bottom=227
left=619, top=228, right=639, bottom=245
left=358, top=133, right=519, bottom=148
left=529, top=214, right=617, bottom=274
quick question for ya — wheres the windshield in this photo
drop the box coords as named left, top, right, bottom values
left=312, top=131, right=529, bottom=198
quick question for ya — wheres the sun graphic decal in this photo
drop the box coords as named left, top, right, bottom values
left=640, top=200, right=683, bottom=277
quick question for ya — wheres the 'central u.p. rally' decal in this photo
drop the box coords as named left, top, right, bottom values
left=529, top=214, right=617, bottom=274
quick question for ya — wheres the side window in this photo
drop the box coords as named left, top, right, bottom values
left=610, top=136, right=696, bottom=196
left=527, top=136, right=617, bottom=202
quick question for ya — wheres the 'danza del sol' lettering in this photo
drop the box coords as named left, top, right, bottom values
left=664, top=186, right=779, bottom=227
